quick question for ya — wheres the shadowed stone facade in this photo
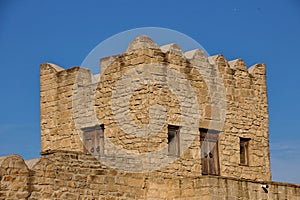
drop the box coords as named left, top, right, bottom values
left=0, top=36, right=299, bottom=199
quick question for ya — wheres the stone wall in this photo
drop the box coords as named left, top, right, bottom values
left=0, top=152, right=299, bottom=200
left=40, top=64, right=84, bottom=152
left=0, top=155, right=30, bottom=199
left=212, top=55, right=271, bottom=181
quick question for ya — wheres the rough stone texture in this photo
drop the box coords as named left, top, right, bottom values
left=40, top=64, right=84, bottom=153
left=0, top=155, right=30, bottom=200
left=39, top=35, right=270, bottom=181
left=1, top=35, right=299, bottom=199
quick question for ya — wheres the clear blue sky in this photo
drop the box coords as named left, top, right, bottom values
left=0, top=0, right=299, bottom=183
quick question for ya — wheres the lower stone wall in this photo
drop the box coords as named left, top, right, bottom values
left=192, top=176, right=300, bottom=200
left=0, top=152, right=299, bottom=200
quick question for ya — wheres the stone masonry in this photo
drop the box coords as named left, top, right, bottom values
left=0, top=35, right=299, bottom=199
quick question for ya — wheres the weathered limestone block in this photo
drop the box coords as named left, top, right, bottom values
left=0, top=155, right=30, bottom=200
left=126, top=35, right=159, bottom=52
left=26, top=158, right=57, bottom=200
left=160, top=43, right=184, bottom=56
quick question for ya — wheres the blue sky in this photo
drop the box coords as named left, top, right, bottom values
left=0, top=0, right=299, bottom=183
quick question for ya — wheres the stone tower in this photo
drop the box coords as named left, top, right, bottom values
left=40, top=35, right=271, bottom=180
left=1, top=35, right=299, bottom=199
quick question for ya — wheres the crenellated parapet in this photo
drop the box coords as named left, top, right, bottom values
left=0, top=155, right=30, bottom=199
left=0, top=154, right=58, bottom=199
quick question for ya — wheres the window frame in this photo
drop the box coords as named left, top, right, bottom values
left=168, top=125, right=180, bottom=156
left=239, top=137, right=250, bottom=166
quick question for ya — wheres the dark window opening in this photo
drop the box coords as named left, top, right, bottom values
left=240, top=137, right=250, bottom=165
left=200, top=128, right=220, bottom=176
left=168, top=125, right=180, bottom=156
left=81, top=124, right=104, bottom=156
